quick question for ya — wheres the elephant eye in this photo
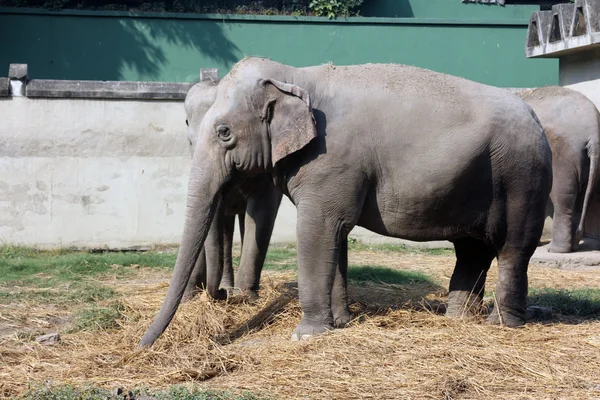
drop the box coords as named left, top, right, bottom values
left=185, top=119, right=189, bottom=127
left=217, top=125, right=232, bottom=142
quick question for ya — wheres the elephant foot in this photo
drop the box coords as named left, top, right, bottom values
left=445, top=290, right=483, bottom=321
left=226, top=288, right=259, bottom=303
left=182, top=286, right=202, bottom=303
left=333, top=309, right=353, bottom=328
left=547, top=241, right=572, bottom=254
left=291, top=321, right=333, bottom=342
left=486, top=306, right=526, bottom=327
left=206, top=288, right=228, bottom=301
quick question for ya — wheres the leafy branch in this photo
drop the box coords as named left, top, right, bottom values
left=309, top=0, right=364, bottom=19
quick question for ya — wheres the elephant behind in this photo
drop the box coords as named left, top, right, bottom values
left=517, top=86, right=600, bottom=253
left=139, top=58, right=552, bottom=347
left=181, top=80, right=283, bottom=301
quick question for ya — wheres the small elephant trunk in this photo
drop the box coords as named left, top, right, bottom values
left=138, top=160, right=223, bottom=348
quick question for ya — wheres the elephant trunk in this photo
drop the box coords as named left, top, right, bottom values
left=138, top=154, right=224, bottom=348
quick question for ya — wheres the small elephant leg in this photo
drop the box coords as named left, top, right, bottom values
left=332, top=233, right=352, bottom=328
left=204, top=201, right=227, bottom=301
left=548, top=161, right=578, bottom=253
left=219, top=213, right=236, bottom=290
left=234, top=186, right=282, bottom=295
left=182, top=248, right=207, bottom=302
left=446, top=238, right=495, bottom=320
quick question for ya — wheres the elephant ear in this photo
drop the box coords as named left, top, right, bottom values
left=260, top=79, right=317, bottom=165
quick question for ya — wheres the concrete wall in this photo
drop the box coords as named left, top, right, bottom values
left=560, top=49, right=600, bottom=108
left=1, top=70, right=449, bottom=249
left=0, top=95, right=190, bottom=249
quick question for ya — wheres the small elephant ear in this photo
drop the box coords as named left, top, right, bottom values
left=260, top=79, right=317, bottom=165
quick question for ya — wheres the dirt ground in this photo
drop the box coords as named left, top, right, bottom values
left=2, top=245, right=600, bottom=399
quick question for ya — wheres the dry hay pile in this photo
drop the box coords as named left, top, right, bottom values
left=1, top=254, right=600, bottom=399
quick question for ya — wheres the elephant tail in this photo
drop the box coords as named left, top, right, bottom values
left=576, top=140, right=599, bottom=243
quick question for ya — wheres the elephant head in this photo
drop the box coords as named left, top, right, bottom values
left=138, top=61, right=317, bottom=347
left=184, top=80, right=218, bottom=152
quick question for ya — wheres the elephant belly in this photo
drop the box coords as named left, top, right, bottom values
left=357, top=177, right=491, bottom=242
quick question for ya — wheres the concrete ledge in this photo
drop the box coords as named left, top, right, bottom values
left=526, top=0, right=600, bottom=58
left=26, top=80, right=195, bottom=100
left=0, top=78, right=8, bottom=97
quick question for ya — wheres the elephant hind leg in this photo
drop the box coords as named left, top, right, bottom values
left=219, top=214, right=236, bottom=290
left=487, top=182, right=548, bottom=327
left=548, top=161, right=578, bottom=253
left=182, top=248, right=207, bottom=302
left=486, top=249, right=530, bottom=327
left=446, top=238, right=495, bottom=320
left=332, top=232, right=352, bottom=328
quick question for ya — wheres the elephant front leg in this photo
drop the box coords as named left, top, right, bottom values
left=292, top=207, right=347, bottom=341
left=446, top=239, right=495, bottom=320
left=204, top=201, right=228, bottom=301
left=332, top=233, right=352, bottom=328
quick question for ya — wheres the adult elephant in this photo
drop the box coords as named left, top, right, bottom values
left=181, top=80, right=283, bottom=301
left=139, top=58, right=552, bottom=347
left=517, top=86, right=600, bottom=253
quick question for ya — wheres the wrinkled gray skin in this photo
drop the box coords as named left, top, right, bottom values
left=181, top=81, right=283, bottom=301
left=139, top=57, right=552, bottom=347
left=518, top=86, right=600, bottom=253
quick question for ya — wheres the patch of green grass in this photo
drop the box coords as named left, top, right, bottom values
left=348, top=265, right=433, bottom=285
left=347, top=238, right=455, bottom=256
left=19, top=385, right=111, bottom=400
left=69, top=301, right=125, bottom=332
left=233, top=245, right=297, bottom=272
left=263, top=245, right=297, bottom=271
left=0, top=246, right=176, bottom=288
left=0, top=281, right=116, bottom=305
left=19, top=384, right=269, bottom=400
left=528, top=288, right=600, bottom=318
left=150, top=385, right=268, bottom=400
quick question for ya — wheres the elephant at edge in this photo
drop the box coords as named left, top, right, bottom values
left=518, top=86, right=600, bottom=253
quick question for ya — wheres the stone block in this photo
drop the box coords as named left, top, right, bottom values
left=35, top=332, right=60, bottom=345
left=200, top=68, right=219, bottom=83
left=571, top=0, right=589, bottom=37
left=585, top=0, right=600, bottom=33
left=8, top=63, right=28, bottom=81
left=551, top=3, right=575, bottom=42
left=26, top=79, right=194, bottom=100
left=0, top=77, right=8, bottom=97
left=532, top=10, right=553, bottom=46
left=526, top=11, right=553, bottom=57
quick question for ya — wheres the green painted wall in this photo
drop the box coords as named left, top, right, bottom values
left=362, top=0, right=538, bottom=19
left=0, top=1, right=558, bottom=87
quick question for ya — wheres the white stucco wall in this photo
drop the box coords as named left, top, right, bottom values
left=560, top=49, right=600, bottom=109
left=0, top=96, right=190, bottom=248
left=1, top=94, right=440, bottom=249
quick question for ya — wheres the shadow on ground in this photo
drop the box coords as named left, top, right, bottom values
left=346, top=265, right=447, bottom=317
left=527, top=288, right=600, bottom=323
